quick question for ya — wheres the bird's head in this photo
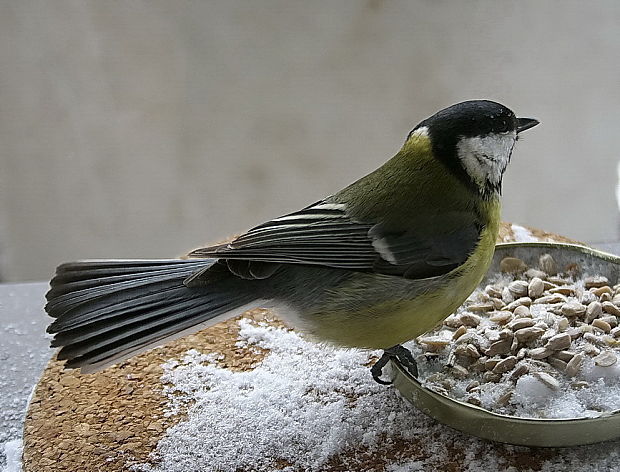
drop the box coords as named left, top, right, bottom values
left=407, top=100, right=539, bottom=197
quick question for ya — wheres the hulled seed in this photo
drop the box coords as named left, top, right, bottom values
left=548, top=357, right=568, bottom=371
left=525, top=269, right=547, bottom=280
left=545, top=333, right=572, bottom=351
left=500, top=257, right=527, bottom=274
left=460, top=313, right=483, bottom=326
left=538, top=254, right=557, bottom=276
left=492, top=356, right=517, bottom=374
left=514, top=326, right=545, bottom=342
left=485, top=284, right=503, bottom=298
left=591, top=286, right=613, bottom=297
left=534, top=294, right=566, bottom=305
left=452, top=325, right=467, bottom=341
left=561, top=301, right=586, bottom=318
left=565, top=353, right=585, bottom=377
left=508, top=280, right=529, bottom=298
left=505, top=297, right=533, bottom=311
left=512, top=305, right=531, bottom=318
left=585, top=301, right=603, bottom=323
left=508, top=318, right=536, bottom=331
left=554, top=350, right=576, bottom=362
left=593, top=351, right=618, bottom=367
left=489, top=311, right=513, bottom=324
left=592, top=319, right=612, bottom=333
left=602, top=301, right=620, bottom=316
left=484, top=340, right=512, bottom=357
left=528, top=277, right=545, bottom=299
left=550, top=286, right=575, bottom=296
left=585, top=276, right=609, bottom=289
left=465, top=304, right=493, bottom=314
left=533, top=372, right=560, bottom=390
left=528, top=347, right=552, bottom=359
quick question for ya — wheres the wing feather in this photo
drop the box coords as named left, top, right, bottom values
left=187, top=200, right=482, bottom=281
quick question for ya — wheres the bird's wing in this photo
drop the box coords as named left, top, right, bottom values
left=187, top=200, right=482, bottom=281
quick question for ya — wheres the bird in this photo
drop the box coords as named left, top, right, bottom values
left=45, top=100, right=539, bottom=381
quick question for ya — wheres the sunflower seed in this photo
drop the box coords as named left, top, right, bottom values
left=451, top=365, right=470, bottom=378
left=509, top=363, right=529, bottom=380
left=534, top=294, right=566, bottom=305
left=557, top=317, right=570, bottom=332
left=485, top=284, right=503, bottom=298
left=545, top=332, right=572, bottom=351
left=482, top=371, right=502, bottom=383
left=465, top=304, right=493, bottom=314
left=550, top=286, right=575, bottom=296
left=593, top=351, right=617, bottom=367
left=547, top=276, right=571, bottom=285
left=515, top=326, right=545, bottom=342
left=466, top=396, right=482, bottom=406
left=561, top=301, right=586, bottom=317
left=533, top=372, right=560, bottom=390
left=538, top=254, right=557, bottom=276
left=528, top=277, right=545, bottom=299
left=548, top=357, right=568, bottom=371
left=585, top=276, right=609, bottom=289
left=466, top=380, right=480, bottom=392
left=570, top=380, right=589, bottom=390
left=484, top=339, right=513, bottom=356
left=529, top=347, right=552, bottom=359
left=525, top=268, right=547, bottom=280
left=585, top=301, right=603, bottom=323
left=508, top=280, right=529, bottom=298
left=600, top=315, right=618, bottom=328
left=493, top=356, right=517, bottom=374
left=591, top=286, right=613, bottom=297
left=592, top=318, right=612, bottom=333
left=513, top=305, right=532, bottom=318
left=505, top=297, right=533, bottom=311
left=489, top=311, right=513, bottom=324
left=565, top=353, right=585, bottom=377
left=452, top=325, right=468, bottom=340
left=500, top=257, right=527, bottom=274
left=507, top=317, right=536, bottom=330
left=554, top=350, right=576, bottom=362
left=460, top=313, right=482, bottom=327
left=602, top=301, right=620, bottom=316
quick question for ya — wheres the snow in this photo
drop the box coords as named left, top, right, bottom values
left=1, top=440, right=22, bottom=472
left=134, top=318, right=620, bottom=472
left=0, top=283, right=52, bottom=471
left=510, top=224, right=539, bottom=243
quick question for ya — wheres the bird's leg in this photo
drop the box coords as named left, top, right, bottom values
left=370, top=344, right=418, bottom=385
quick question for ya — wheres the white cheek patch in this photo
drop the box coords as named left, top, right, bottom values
left=456, top=132, right=516, bottom=189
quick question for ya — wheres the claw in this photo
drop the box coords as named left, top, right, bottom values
left=370, top=344, right=418, bottom=385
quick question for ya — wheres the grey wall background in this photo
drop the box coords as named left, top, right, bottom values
left=1, top=0, right=619, bottom=282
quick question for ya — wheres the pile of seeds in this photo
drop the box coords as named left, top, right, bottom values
left=407, top=253, right=620, bottom=419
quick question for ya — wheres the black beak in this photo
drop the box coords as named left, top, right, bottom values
left=516, top=117, right=539, bottom=134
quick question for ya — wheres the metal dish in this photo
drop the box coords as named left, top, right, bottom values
left=392, top=242, right=620, bottom=447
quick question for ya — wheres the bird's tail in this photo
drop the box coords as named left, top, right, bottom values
left=45, top=259, right=261, bottom=373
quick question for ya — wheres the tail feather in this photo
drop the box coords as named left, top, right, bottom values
left=46, top=259, right=262, bottom=373
left=46, top=261, right=207, bottom=310
left=48, top=284, right=185, bottom=332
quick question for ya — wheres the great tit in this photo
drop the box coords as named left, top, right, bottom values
left=45, top=100, right=539, bottom=377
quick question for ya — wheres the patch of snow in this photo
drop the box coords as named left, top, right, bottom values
left=1, top=439, right=22, bottom=472
left=134, top=318, right=620, bottom=472
left=511, top=224, right=539, bottom=242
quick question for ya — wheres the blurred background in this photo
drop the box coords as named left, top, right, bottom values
left=1, top=0, right=619, bottom=282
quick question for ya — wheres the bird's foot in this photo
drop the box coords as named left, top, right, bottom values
left=370, top=344, right=418, bottom=385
